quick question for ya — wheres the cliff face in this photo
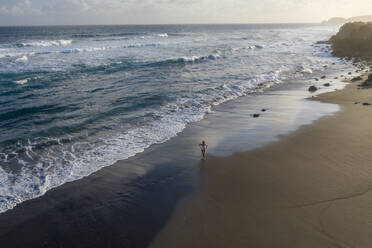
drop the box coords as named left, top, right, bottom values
left=329, top=22, right=372, bottom=58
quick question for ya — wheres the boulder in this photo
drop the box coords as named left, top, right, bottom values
left=253, top=114, right=260, bottom=118
left=308, top=86, right=318, bottom=92
left=321, top=76, right=326, bottom=79
left=363, top=102, right=370, bottom=106
left=367, top=74, right=372, bottom=82
left=358, top=74, right=372, bottom=87
left=323, top=83, right=331, bottom=87
left=329, top=22, right=372, bottom=58
left=352, top=76, right=362, bottom=82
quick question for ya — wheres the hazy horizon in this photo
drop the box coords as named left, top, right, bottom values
left=0, top=0, right=371, bottom=26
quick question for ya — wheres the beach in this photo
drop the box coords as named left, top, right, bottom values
left=150, top=74, right=372, bottom=248
left=0, top=24, right=368, bottom=248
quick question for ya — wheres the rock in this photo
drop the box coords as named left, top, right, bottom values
left=355, top=102, right=359, bottom=104
left=253, top=114, right=260, bottom=118
left=323, top=83, right=331, bottom=87
left=321, top=76, right=326, bottom=79
left=329, top=22, right=372, bottom=57
left=363, top=102, right=370, bottom=106
left=348, top=72, right=352, bottom=75
left=358, top=74, right=372, bottom=87
left=367, top=74, right=372, bottom=82
left=261, top=109, right=267, bottom=112
left=334, top=77, right=338, bottom=79
left=308, top=85, right=318, bottom=92
left=352, top=76, right=362, bottom=82
left=314, top=78, right=319, bottom=81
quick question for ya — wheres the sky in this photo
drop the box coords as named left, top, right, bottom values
left=0, top=0, right=371, bottom=25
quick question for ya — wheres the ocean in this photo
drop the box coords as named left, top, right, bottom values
left=0, top=24, right=357, bottom=213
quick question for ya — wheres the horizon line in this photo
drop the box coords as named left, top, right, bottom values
left=0, top=21, right=327, bottom=27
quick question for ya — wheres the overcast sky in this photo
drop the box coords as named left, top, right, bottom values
left=0, top=0, right=371, bottom=25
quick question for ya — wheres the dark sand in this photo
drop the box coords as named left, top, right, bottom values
left=150, top=75, right=372, bottom=248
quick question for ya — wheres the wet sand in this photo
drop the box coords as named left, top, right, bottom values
left=150, top=75, right=372, bottom=248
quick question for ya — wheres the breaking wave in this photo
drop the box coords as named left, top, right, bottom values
left=16, top=40, right=72, bottom=48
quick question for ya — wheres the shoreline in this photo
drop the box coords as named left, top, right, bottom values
left=150, top=73, right=372, bottom=247
left=0, top=69, right=364, bottom=247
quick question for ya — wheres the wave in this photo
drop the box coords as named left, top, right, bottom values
left=15, top=56, right=28, bottom=63
left=16, top=40, right=72, bottom=48
left=158, top=33, right=168, bottom=38
left=0, top=66, right=281, bottom=214
left=149, top=52, right=221, bottom=66
left=14, top=76, right=40, bottom=85
left=295, top=65, right=313, bottom=74
left=58, top=43, right=159, bottom=55
left=231, top=45, right=265, bottom=52
left=71, top=32, right=147, bottom=39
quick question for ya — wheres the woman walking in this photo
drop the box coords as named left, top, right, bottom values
left=199, top=140, right=208, bottom=160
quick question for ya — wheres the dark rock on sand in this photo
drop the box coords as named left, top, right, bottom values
left=348, top=72, right=352, bottom=75
left=308, top=86, right=318, bottom=92
left=358, top=74, right=372, bottom=87
left=355, top=102, right=359, bottom=104
left=323, top=83, right=331, bottom=87
left=368, top=74, right=372, bottom=82
left=352, top=76, right=362, bottom=82
left=363, top=103, right=370, bottom=106
left=321, top=76, right=326, bottom=79
left=261, top=109, right=267, bottom=112
left=253, top=114, right=260, bottom=118
left=314, top=78, right=319, bottom=81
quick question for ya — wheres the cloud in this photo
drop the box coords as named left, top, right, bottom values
left=0, top=0, right=371, bottom=25
left=0, top=0, right=41, bottom=16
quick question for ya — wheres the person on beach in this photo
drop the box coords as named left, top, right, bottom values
left=199, top=140, right=208, bottom=160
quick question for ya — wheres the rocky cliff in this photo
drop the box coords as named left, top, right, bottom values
left=329, top=22, right=372, bottom=58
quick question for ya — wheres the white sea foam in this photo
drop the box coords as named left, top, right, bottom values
left=15, top=55, right=28, bottom=63
left=14, top=77, right=40, bottom=85
left=171, top=52, right=221, bottom=63
left=19, top=40, right=72, bottom=47
left=15, top=79, right=28, bottom=85
left=158, top=33, right=168, bottom=38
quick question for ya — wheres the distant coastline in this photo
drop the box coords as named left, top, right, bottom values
left=322, top=15, right=372, bottom=24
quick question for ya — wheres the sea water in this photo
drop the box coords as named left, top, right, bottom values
left=0, top=24, right=357, bottom=213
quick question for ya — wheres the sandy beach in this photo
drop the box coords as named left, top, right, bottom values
left=150, top=74, right=372, bottom=248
